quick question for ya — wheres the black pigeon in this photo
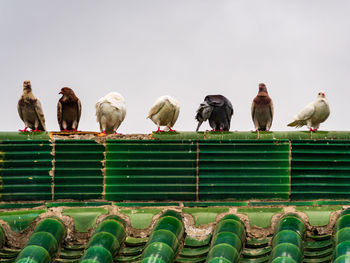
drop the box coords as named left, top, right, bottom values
left=195, top=95, right=233, bottom=131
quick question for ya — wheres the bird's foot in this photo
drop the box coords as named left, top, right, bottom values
left=19, top=127, right=29, bottom=132
left=167, top=127, right=176, bottom=132
left=63, top=129, right=68, bottom=132
left=32, top=128, right=42, bottom=132
left=72, top=129, right=78, bottom=132
left=114, top=131, right=123, bottom=135
left=309, top=128, right=317, bottom=132
left=155, top=127, right=164, bottom=134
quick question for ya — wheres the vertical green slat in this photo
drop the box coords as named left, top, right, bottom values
left=291, top=140, right=350, bottom=200
left=0, top=140, right=52, bottom=201
left=54, top=140, right=104, bottom=200
left=105, top=140, right=197, bottom=201
left=198, top=140, right=290, bottom=200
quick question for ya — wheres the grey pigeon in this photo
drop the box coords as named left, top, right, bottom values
left=251, top=83, right=274, bottom=131
left=195, top=95, right=233, bottom=131
left=287, top=91, right=330, bottom=131
left=17, top=80, right=46, bottom=132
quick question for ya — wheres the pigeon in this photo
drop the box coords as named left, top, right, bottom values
left=251, top=83, right=274, bottom=131
left=95, top=92, right=126, bottom=134
left=17, top=80, right=46, bottom=132
left=196, top=95, right=233, bottom=131
left=287, top=91, right=330, bottom=131
left=57, top=87, right=82, bottom=131
left=147, top=95, right=180, bottom=133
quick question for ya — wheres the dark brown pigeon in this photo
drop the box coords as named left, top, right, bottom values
left=195, top=95, right=233, bottom=131
left=57, top=87, right=81, bottom=131
left=251, top=83, right=274, bottom=131
left=17, top=80, right=46, bottom=132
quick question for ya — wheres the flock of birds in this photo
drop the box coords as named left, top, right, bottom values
left=17, top=81, right=330, bottom=134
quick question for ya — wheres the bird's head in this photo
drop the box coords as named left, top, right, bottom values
left=258, top=83, right=268, bottom=94
left=59, top=87, right=74, bottom=95
left=317, top=91, right=326, bottom=98
left=23, top=80, right=32, bottom=91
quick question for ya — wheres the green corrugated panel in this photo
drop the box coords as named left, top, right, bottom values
left=54, top=140, right=104, bottom=200
left=291, top=140, right=350, bottom=200
left=198, top=140, right=290, bottom=200
left=0, top=140, right=52, bottom=201
left=105, top=140, right=197, bottom=201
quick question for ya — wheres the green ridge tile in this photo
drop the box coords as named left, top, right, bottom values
left=296, top=206, right=342, bottom=226
left=182, top=207, right=229, bottom=226
left=0, top=203, right=43, bottom=209
left=184, top=202, right=248, bottom=207
left=250, top=201, right=316, bottom=206
left=46, top=202, right=112, bottom=208
left=62, top=207, right=108, bottom=232
left=119, top=246, right=144, bottom=256
left=0, top=209, right=47, bottom=232
left=119, top=208, right=162, bottom=229
left=115, top=202, right=180, bottom=207
left=237, top=208, right=283, bottom=228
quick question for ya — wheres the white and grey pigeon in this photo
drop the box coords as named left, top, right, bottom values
left=287, top=91, right=330, bottom=131
left=147, top=95, right=180, bottom=133
left=17, top=80, right=46, bottom=132
left=95, top=92, right=126, bottom=134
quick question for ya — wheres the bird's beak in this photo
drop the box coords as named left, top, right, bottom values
left=59, top=91, right=62, bottom=95
left=196, top=121, right=203, bottom=132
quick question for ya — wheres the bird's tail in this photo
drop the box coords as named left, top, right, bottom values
left=287, top=120, right=305, bottom=128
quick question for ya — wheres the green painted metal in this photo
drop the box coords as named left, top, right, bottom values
left=291, top=140, right=350, bottom=200
left=0, top=140, right=52, bottom=201
left=199, top=140, right=290, bottom=200
left=105, top=140, right=197, bottom=201
left=53, top=140, right=104, bottom=200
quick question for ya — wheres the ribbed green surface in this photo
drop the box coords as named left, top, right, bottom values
left=291, top=140, right=350, bottom=200
left=199, top=140, right=290, bottom=200
left=105, top=140, right=197, bottom=201
left=54, top=140, right=104, bottom=200
left=0, top=140, right=52, bottom=201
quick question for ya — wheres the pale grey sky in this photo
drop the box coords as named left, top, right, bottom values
left=1, top=0, right=349, bottom=133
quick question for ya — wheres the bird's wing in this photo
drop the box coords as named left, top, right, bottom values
left=224, top=99, right=234, bottom=123
left=147, top=100, right=165, bottom=119
left=269, top=99, right=274, bottom=121
left=170, top=105, right=180, bottom=127
left=295, top=102, right=315, bottom=121
left=57, top=101, right=62, bottom=127
left=17, top=101, right=24, bottom=122
left=251, top=100, right=256, bottom=120
left=34, top=99, right=46, bottom=131
left=77, top=99, right=82, bottom=123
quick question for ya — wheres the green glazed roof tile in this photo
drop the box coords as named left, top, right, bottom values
left=119, top=208, right=162, bottom=229
left=184, top=235, right=212, bottom=247
left=182, top=207, right=229, bottom=226
left=62, top=207, right=108, bottom=232
left=0, top=209, right=47, bottom=232
left=296, top=206, right=342, bottom=226
left=237, top=207, right=283, bottom=228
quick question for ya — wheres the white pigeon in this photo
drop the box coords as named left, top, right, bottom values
left=147, top=95, right=180, bottom=133
left=95, top=92, right=126, bottom=134
left=287, top=91, right=330, bottom=131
